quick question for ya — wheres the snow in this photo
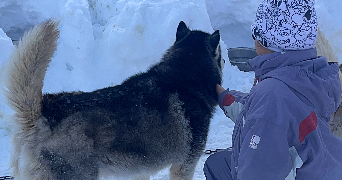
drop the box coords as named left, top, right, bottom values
left=0, top=0, right=340, bottom=179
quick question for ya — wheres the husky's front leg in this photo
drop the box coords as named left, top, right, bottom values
left=132, top=175, right=150, bottom=180
left=169, top=157, right=199, bottom=180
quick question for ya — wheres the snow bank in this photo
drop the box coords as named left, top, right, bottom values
left=0, top=1, right=42, bottom=41
left=88, top=0, right=216, bottom=91
left=316, top=0, right=342, bottom=63
left=0, top=27, right=13, bottom=178
left=0, top=28, right=13, bottom=66
left=206, top=0, right=259, bottom=49
left=0, top=27, right=14, bottom=117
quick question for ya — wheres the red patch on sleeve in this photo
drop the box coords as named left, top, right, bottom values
left=222, top=93, right=235, bottom=106
left=299, top=111, right=318, bottom=143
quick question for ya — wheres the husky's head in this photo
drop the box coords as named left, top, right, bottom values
left=172, top=21, right=224, bottom=84
left=154, top=21, right=224, bottom=102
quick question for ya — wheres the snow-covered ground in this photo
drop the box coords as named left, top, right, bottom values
left=0, top=0, right=341, bottom=179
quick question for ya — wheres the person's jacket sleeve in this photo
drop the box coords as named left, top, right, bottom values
left=218, top=89, right=248, bottom=123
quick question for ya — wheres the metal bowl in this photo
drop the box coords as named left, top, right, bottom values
left=227, top=47, right=257, bottom=72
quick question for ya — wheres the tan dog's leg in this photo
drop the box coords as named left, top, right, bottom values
left=133, top=175, right=150, bottom=180
left=170, top=162, right=197, bottom=180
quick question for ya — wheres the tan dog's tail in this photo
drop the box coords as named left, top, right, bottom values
left=316, top=28, right=338, bottom=63
left=6, top=19, right=59, bottom=130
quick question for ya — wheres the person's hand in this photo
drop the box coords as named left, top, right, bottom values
left=216, top=84, right=226, bottom=96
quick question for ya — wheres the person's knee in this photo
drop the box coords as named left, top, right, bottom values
left=204, top=152, right=221, bottom=166
left=203, top=150, right=234, bottom=180
left=204, top=149, right=233, bottom=172
left=203, top=156, right=216, bottom=180
left=206, top=150, right=231, bottom=164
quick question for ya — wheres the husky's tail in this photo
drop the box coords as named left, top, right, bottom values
left=6, top=19, right=59, bottom=130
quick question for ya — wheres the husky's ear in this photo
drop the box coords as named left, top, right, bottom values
left=176, top=21, right=190, bottom=42
left=208, top=30, right=220, bottom=49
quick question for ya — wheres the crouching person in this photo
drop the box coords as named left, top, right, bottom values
left=204, top=0, right=342, bottom=179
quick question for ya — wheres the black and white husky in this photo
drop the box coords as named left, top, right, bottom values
left=5, top=19, right=224, bottom=180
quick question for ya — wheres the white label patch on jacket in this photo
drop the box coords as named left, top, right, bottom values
left=249, top=135, right=261, bottom=149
